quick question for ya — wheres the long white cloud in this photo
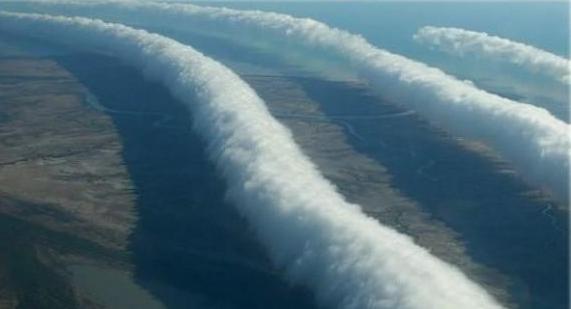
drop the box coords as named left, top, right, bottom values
left=6, top=0, right=569, bottom=202
left=0, top=10, right=506, bottom=309
left=414, top=26, right=570, bottom=84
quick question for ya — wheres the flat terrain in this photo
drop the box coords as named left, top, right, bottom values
left=0, top=57, right=135, bottom=249
left=0, top=34, right=567, bottom=309
left=0, top=39, right=135, bottom=308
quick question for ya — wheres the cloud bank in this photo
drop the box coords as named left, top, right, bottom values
left=414, top=26, right=570, bottom=85
left=8, top=0, right=569, bottom=202
left=0, top=10, right=506, bottom=309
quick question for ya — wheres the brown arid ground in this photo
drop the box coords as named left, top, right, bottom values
left=0, top=40, right=135, bottom=308
left=0, top=41, right=510, bottom=308
left=0, top=32, right=565, bottom=308
left=0, top=57, right=135, bottom=248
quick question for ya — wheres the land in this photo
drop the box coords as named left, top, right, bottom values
left=0, top=34, right=566, bottom=309
left=0, top=42, right=135, bottom=308
left=244, top=74, right=515, bottom=304
left=0, top=57, right=135, bottom=249
left=0, top=42, right=502, bottom=308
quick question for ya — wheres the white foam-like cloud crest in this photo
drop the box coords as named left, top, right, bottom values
left=9, top=0, right=567, bottom=202
left=413, top=26, right=570, bottom=84
left=0, top=11, right=505, bottom=309
left=149, top=2, right=571, bottom=203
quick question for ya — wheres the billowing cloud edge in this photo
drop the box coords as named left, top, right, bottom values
left=5, top=0, right=568, bottom=203
left=413, top=26, right=570, bottom=84
left=0, top=10, right=505, bottom=309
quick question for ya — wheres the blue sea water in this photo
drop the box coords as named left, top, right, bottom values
left=208, top=1, right=569, bottom=57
